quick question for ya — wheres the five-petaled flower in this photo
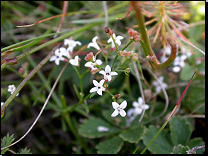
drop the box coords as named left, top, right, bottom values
left=87, top=36, right=101, bottom=51
left=90, top=79, right=106, bottom=96
left=8, top=84, right=19, bottom=96
left=152, top=76, right=168, bottom=93
left=84, top=56, right=102, bottom=70
left=64, top=39, right=82, bottom=53
left=111, top=100, right=127, bottom=117
left=107, top=33, right=124, bottom=50
left=69, top=55, right=80, bottom=66
left=99, top=65, right=118, bottom=82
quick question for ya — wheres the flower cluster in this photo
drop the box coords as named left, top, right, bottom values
left=49, top=31, right=141, bottom=118
left=50, top=38, right=81, bottom=66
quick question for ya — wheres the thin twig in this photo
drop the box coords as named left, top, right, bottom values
left=146, top=67, right=169, bottom=118
left=103, top=1, right=108, bottom=28
left=133, top=61, right=146, bottom=122
left=54, top=1, right=68, bottom=38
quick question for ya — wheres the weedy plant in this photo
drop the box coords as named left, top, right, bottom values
left=1, top=1, right=205, bottom=154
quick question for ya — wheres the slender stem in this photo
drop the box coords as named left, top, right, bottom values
left=121, top=40, right=134, bottom=51
left=1, top=62, right=68, bottom=150
left=1, top=45, right=59, bottom=117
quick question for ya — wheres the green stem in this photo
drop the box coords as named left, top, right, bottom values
left=122, top=40, right=134, bottom=51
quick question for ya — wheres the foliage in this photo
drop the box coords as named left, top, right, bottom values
left=1, top=1, right=205, bottom=154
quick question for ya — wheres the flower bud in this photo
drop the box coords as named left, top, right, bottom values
left=115, top=94, right=121, bottom=98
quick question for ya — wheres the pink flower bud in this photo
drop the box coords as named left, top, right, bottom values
left=115, top=94, right=121, bottom=98
left=19, top=68, right=23, bottom=74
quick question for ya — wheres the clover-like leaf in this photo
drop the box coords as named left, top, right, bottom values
left=119, top=125, right=145, bottom=143
left=143, top=125, right=173, bottom=154
left=96, top=135, right=124, bottom=154
left=169, top=116, right=192, bottom=146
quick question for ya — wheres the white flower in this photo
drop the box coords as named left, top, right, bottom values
left=111, top=100, right=127, bottom=117
left=1, top=102, right=4, bottom=106
left=172, top=55, right=187, bottom=73
left=8, top=84, right=19, bottom=96
left=181, top=47, right=192, bottom=57
left=160, top=46, right=171, bottom=63
left=152, top=76, right=168, bottom=93
left=87, top=36, right=100, bottom=51
left=132, top=97, right=149, bottom=114
left=84, top=56, right=102, bottom=70
left=99, top=65, right=118, bottom=81
left=90, top=79, right=105, bottom=96
left=107, top=33, right=124, bottom=48
left=69, top=55, right=79, bottom=66
left=50, top=47, right=69, bottom=65
left=97, top=126, right=109, bottom=132
left=64, top=39, right=81, bottom=53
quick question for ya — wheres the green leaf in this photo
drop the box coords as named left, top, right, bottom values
left=180, top=63, right=196, bottom=81
left=60, top=95, right=67, bottom=109
left=1, top=133, right=15, bottom=154
left=188, top=137, right=205, bottom=154
left=78, top=117, right=121, bottom=139
left=19, top=147, right=32, bottom=154
left=171, top=144, right=190, bottom=154
left=119, top=125, right=145, bottom=143
left=142, top=125, right=173, bottom=154
left=102, top=110, right=126, bottom=129
left=169, top=117, right=192, bottom=146
left=73, top=84, right=80, bottom=99
left=96, top=135, right=124, bottom=154
left=81, top=103, right=89, bottom=114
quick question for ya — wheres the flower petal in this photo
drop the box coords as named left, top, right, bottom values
left=99, top=79, right=105, bottom=86
left=111, top=110, right=119, bottom=117
left=99, top=70, right=106, bottom=76
left=142, top=104, right=149, bottom=110
left=96, top=59, right=102, bottom=65
left=133, top=101, right=139, bottom=108
left=90, top=87, right=97, bottom=93
left=119, top=109, right=126, bottom=117
left=85, top=62, right=92, bottom=67
left=110, top=72, right=118, bottom=76
left=120, top=100, right=127, bottom=109
left=105, top=65, right=111, bottom=73
left=112, top=102, right=119, bottom=109
left=135, top=108, right=142, bottom=115
left=138, top=97, right=143, bottom=104
left=97, top=89, right=103, bottom=96
left=172, top=66, right=181, bottom=73
left=92, top=80, right=99, bottom=86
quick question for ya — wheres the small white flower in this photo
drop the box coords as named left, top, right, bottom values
left=111, top=100, right=127, bottom=117
left=87, top=36, right=101, bottom=51
left=97, top=126, right=109, bottom=132
left=172, top=55, right=187, bottom=73
left=173, top=55, right=187, bottom=67
left=107, top=33, right=124, bottom=48
left=132, top=97, right=149, bottom=115
left=84, top=56, right=102, bottom=70
left=181, top=47, right=192, bottom=57
left=1, top=102, right=4, bottom=106
left=8, top=84, right=19, bottom=96
left=152, top=76, right=168, bottom=93
left=160, top=46, right=171, bottom=63
left=69, top=55, right=80, bottom=66
left=50, top=47, right=69, bottom=65
left=90, top=79, right=105, bottom=96
left=99, top=65, right=118, bottom=81
left=64, top=39, right=81, bottom=52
